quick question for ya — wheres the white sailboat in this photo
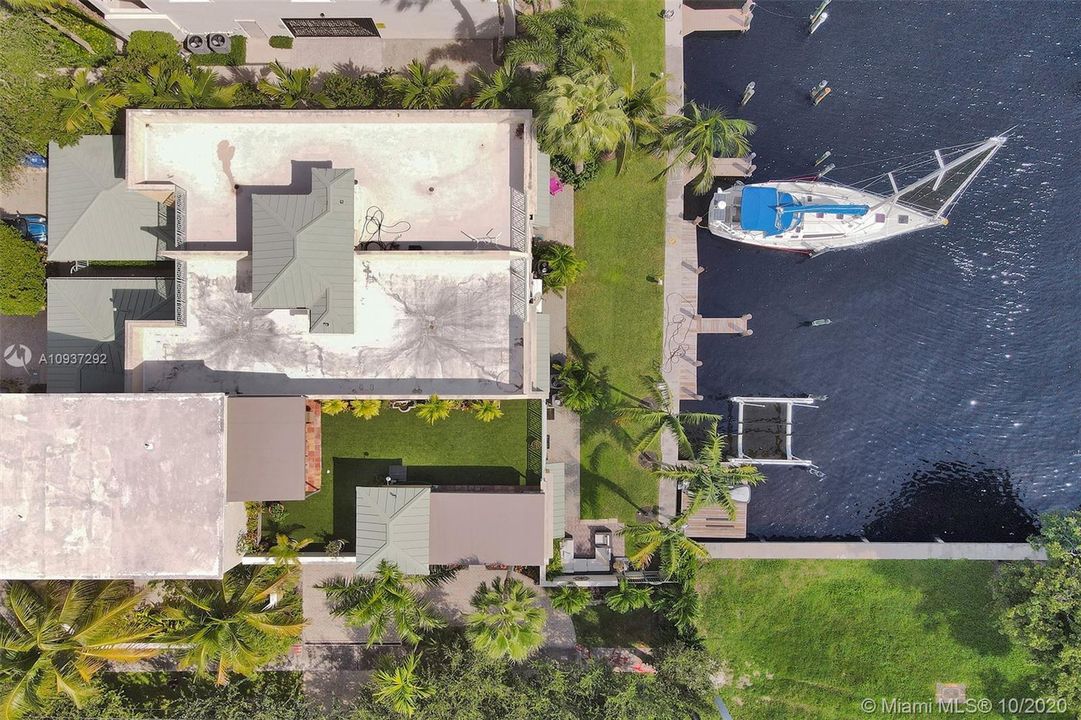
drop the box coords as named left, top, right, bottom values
left=706, top=134, right=1008, bottom=254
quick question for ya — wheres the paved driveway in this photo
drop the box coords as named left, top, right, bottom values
left=0, top=167, right=46, bottom=215
left=0, top=311, right=46, bottom=390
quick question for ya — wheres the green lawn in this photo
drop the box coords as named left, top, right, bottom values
left=570, top=1, right=667, bottom=521
left=698, top=560, right=1065, bottom=720
left=273, top=400, right=542, bottom=546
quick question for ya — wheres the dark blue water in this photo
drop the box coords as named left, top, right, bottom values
left=684, top=0, right=1081, bottom=540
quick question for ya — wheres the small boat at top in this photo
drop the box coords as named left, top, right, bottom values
left=706, top=134, right=1009, bottom=254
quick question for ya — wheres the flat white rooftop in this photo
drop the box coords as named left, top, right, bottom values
left=126, top=109, right=531, bottom=249
left=0, top=393, right=228, bottom=580
left=132, top=252, right=528, bottom=396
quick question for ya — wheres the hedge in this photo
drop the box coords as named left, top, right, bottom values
left=0, top=225, right=46, bottom=317
left=269, top=35, right=294, bottom=49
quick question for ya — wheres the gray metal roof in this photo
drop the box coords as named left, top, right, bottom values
left=534, top=151, right=551, bottom=227
left=355, top=486, right=430, bottom=575
left=47, top=136, right=169, bottom=261
left=46, top=277, right=173, bottom=393
left=251, top=167, right=355, bottom=334
left=547, top=462, right=565, bottom=541
left=533, top=311, right=550, bottom=394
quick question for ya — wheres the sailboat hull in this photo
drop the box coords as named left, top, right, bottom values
left=706, top=135, right=1007, bottom=254
left=707, top=181, right=943, bottom=254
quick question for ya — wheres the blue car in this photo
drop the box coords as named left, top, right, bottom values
left=2, top=213, right=47, bottom=245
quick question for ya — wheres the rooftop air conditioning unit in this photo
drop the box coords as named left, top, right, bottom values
left=207, top=33, right=230, bottom=53
left=184, top=34, right=209, bottom=54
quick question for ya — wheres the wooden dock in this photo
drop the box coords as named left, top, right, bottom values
left=682, top=0, right=754, bottom=35
left=694, top=314, right=753, bottom=336
left=680, top=490, right=748, bottom=539
left=683, top=156, right=756, bottom=182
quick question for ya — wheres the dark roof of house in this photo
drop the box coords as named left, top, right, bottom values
left=46, top=277, right=173, bottom=393
left=47, top=136, right=168, bottom=261
left=250, top=167, right=355, bottom=333
left=225, top=397, right=307, bottom=502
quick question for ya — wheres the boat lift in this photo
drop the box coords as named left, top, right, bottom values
left=726, top=396, right=817, bottom=466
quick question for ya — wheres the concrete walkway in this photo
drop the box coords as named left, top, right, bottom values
left=657, top=0, right=698, bottom=522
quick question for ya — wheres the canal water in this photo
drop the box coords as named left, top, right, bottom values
left=683, top=0, right=1081, bottom=540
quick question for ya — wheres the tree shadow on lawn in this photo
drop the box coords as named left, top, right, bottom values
left=868, top=560, right=1014, bottom=658
left=580, top=441, right=651, bottom=518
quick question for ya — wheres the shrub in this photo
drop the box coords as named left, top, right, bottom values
left=267, top=503, right=288, bottom=523
left=534, top=240, right=586, bottom=296
left=103, top=30, right=185, bottom=91
left=0, top=225, right=46, bottom=316
left=269, top=35, right=294, bottom=49
left=190, top=35, right=246, bottom=67
left=326, top=539, right=347, bottom=557
left=550, top=153, right=600, bottom=187
left=126, top=29, right=181, bottom=59
left=472, top=400, right=503, bottom=423
left=350, top=399, right=382, bottom=420
left=550, top=585, right=591, bottom=616
left=232, top=81, right=268, bottom=108
left=321, top=398, right=347, bottom=416
left=321, top=69, right=395, bottom=109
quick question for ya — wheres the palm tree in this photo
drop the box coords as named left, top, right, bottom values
left=505, top=0, right=628, bottom=75
left=50, top=70, right=126, bottom=134
left=617, top=67, right=670, bottom=173
left=318, top=561, right=446, bottom=646
left=604, top=578, right=652, bottom=613
left=127, top=65, right=238, bottom=109
left=535, top=241, right=586, bottom=295
left=654, top=102, right=757, bottom=195
left=620, top=515, right=708, bottom=580
left=650, top=578, right=701, bottom=637
left=535, top=70, right=629, bottom=172
left=472, top=400, right=504, bottom=423
left=616, top=375, right=720, bottom=456
left=350, top=399, right=383, bottom=420
left=468, top=62, right=533, bottom=109
left=548, top=585, right=591, bottom=616
left=321, top=398, right=348, bottom=416
left=554, top=359, right=601, bottom=414
left=387, top=60, right=457, bottom=110
left=371, top=653, right=432, bottom=717
left=466, top=576, right=546, bottom=662
left=0, top=581, right=156, bottom=719
left=655, top=421, right=766, bottom=518
left=257, top=61, right=333, bottom=108
left=415, top=395, right=456, bottom=425
left=268, top=534, right=314, bottom=566
left=160, top=565, right=305, bottom=684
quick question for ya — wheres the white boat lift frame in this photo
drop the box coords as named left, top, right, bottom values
left=727, top=396, right=817, bottom=466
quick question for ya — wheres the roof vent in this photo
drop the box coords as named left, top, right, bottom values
left=184, top=34, right=209, bottom=54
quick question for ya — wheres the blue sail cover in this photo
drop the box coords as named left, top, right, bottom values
left=739, top=186, right=869, bottom=236
left=740, top=187, right=798, bottom=235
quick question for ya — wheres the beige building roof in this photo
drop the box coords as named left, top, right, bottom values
left=0, top=393, right=230, bottom=580
left=225, top=396, right=306, bottom=502
left=428, top=491, right=547, bottom=567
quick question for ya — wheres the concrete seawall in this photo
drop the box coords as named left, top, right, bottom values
left=700, top=542, right=1046, bottom=561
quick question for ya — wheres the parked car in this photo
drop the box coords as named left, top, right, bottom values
left=22, top=152, right=47, bottom=169
left=1, top=213, right=47, bottom=245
